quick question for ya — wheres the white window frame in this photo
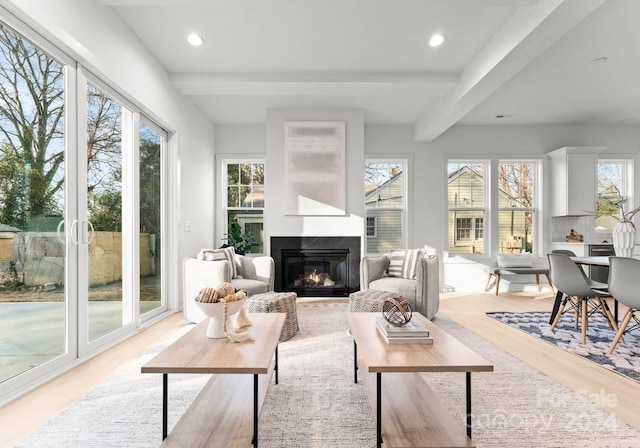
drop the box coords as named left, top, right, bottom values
left=366, top=215, right=377, bottom=238
left=497, top=159, right=540, bottom=254
left=446, top=158, right=543, bottom=259
left=596, top=158, right=635, bottom=232
left=447, top=160, right=489, bottom=256
left=364, top=159, right=409, bottom=254
left=219, top=158, right=266, bottom=255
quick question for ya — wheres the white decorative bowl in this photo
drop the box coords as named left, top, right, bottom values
left=195, top=298, right=247, bottom=338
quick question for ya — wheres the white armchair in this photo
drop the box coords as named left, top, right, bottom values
left=360, top=253, right=440, bottom=319
left=183, top=255, right=275, bottom=322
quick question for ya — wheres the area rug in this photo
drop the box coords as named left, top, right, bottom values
left=487, top=310, right=640, bottom=383
left=14, top=303, right=640, bottom=447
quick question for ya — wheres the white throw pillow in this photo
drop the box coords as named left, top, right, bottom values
left=497, top=253, right=533, bottom=268
left=387, top=248, right=424, bottom=279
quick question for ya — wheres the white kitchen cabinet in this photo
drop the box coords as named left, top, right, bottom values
left=548, top=147, right=605, bottom=217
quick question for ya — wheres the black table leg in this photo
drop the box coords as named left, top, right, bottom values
left=466, top=372, right=472, bottom=439
left=162, top=373, right=168, bottom=440
left=254, top=374, right=259, bottom=448
left=549, top=290, right=563, bottom=324
left=275, top=344, right=279, bottom=385
left=377, top=372, right=382, bottom=448
left=354, top=340, right=358, bottom=384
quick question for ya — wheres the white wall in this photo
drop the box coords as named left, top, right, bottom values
left=215, top=110, right=366, bottom=255
left=219, top=122, right=640, bottom=292
left=265, top=109, right=365, bottom=249
left=4, top=0, right=216, bottom=308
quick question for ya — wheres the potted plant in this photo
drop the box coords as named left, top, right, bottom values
left=598, top=185, right=640, bottom=257
left=220, top=222, right=259, bottom=255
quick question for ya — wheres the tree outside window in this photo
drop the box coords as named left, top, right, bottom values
left=596, top=160, right=632, bottom=230
left=498, top=161, right=536, bottom=253
left=225, top=162, right=264, bottom=253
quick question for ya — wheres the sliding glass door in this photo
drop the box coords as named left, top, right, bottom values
left=138, top=121, right=164, bottom=318
left=0, top=21, right=73, bottom=384
left=0, top=16, right=168, bottom=402
left=84, top=83, right=126, bottom=343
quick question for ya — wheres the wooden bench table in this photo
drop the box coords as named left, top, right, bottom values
left=347, top=312, right=493, bottom=448
left=141, top=312, right=285, bottom=448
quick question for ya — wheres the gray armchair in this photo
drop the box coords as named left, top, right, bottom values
left=360, top=253, right=440, bottom=319
left=183, top=255, right=275, bottom=322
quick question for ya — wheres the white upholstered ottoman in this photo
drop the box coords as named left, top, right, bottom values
left=245, top=291, right=299, bottom=341
left=349, top=289, right=402, bottom=313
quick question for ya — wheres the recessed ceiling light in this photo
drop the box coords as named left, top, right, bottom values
left=428, top=33, right=446, bottom=47
left=187, top=33, right=204, bottom=47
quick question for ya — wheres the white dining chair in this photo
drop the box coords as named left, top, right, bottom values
left=607, top=256, right=640, bottom=354
left=547, top=253, right=619, bottom=344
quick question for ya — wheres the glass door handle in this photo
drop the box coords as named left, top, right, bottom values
left=70, top=219, right=79, bottom=245
left=83, top=220, right=95, bottom=245
left=58, top=219, right=80, bottom=245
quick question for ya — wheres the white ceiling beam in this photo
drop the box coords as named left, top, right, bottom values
left=413, top=0, right=607, bottom=142
left=170, top=72, right=459, bottom=97
left=95, top=0, right=537, bottom=6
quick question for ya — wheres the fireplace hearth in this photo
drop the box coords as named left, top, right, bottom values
left=271, top=236, right=360, bottom=297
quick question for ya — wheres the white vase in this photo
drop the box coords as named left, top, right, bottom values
left=612, top=222, right=636, bottom=257
left=194, top=299, right=247, bottom=338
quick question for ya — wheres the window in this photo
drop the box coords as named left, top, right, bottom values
left=366, top=216, right=377, bottom=237
left=224, top=161, right=265, bottom=253
left=364, top=161, right=406, bottom=253
left=498, top=161, right=537, bottom=253
left=596, top=160, right=634, bottom=230
left=447, top=161, right=487, bottom=254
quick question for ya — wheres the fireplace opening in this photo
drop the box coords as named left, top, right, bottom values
left=284, top=250, right=348, bottom=291
left=272, top=236, right=360, bottom=297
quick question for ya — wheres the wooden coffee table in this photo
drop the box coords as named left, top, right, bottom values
left=141, top=312, right=285, bottom=447
left=347, top=312, right=493, bottom=448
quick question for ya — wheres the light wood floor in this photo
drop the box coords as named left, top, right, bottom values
left=2, top=292, right=640, bottom=447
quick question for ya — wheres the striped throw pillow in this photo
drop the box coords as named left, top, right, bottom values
left=387, top=249, right=424, bottom=279
left=213, top=247, right=238, bottom=278
left=199, top=247, right=238, bottom=278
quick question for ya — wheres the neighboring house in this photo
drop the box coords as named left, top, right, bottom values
left=447, top=166, right=529, bottom=255
left=364, top=170, right=403, bottom=254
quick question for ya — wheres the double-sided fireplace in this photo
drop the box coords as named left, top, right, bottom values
left=271, top=236, right=360, bottom=297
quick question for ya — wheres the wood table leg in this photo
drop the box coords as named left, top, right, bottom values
left=484, top=273, right=493, bottom=292
left=549, top=290, right=563, bottom=324
left=545, top=274, right=555, bottom=294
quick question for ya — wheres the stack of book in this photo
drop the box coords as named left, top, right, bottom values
left=375, top=316, right=433, bottom=344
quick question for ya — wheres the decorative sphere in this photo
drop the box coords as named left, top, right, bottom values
left=382, top=297, right=413, bottom=327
